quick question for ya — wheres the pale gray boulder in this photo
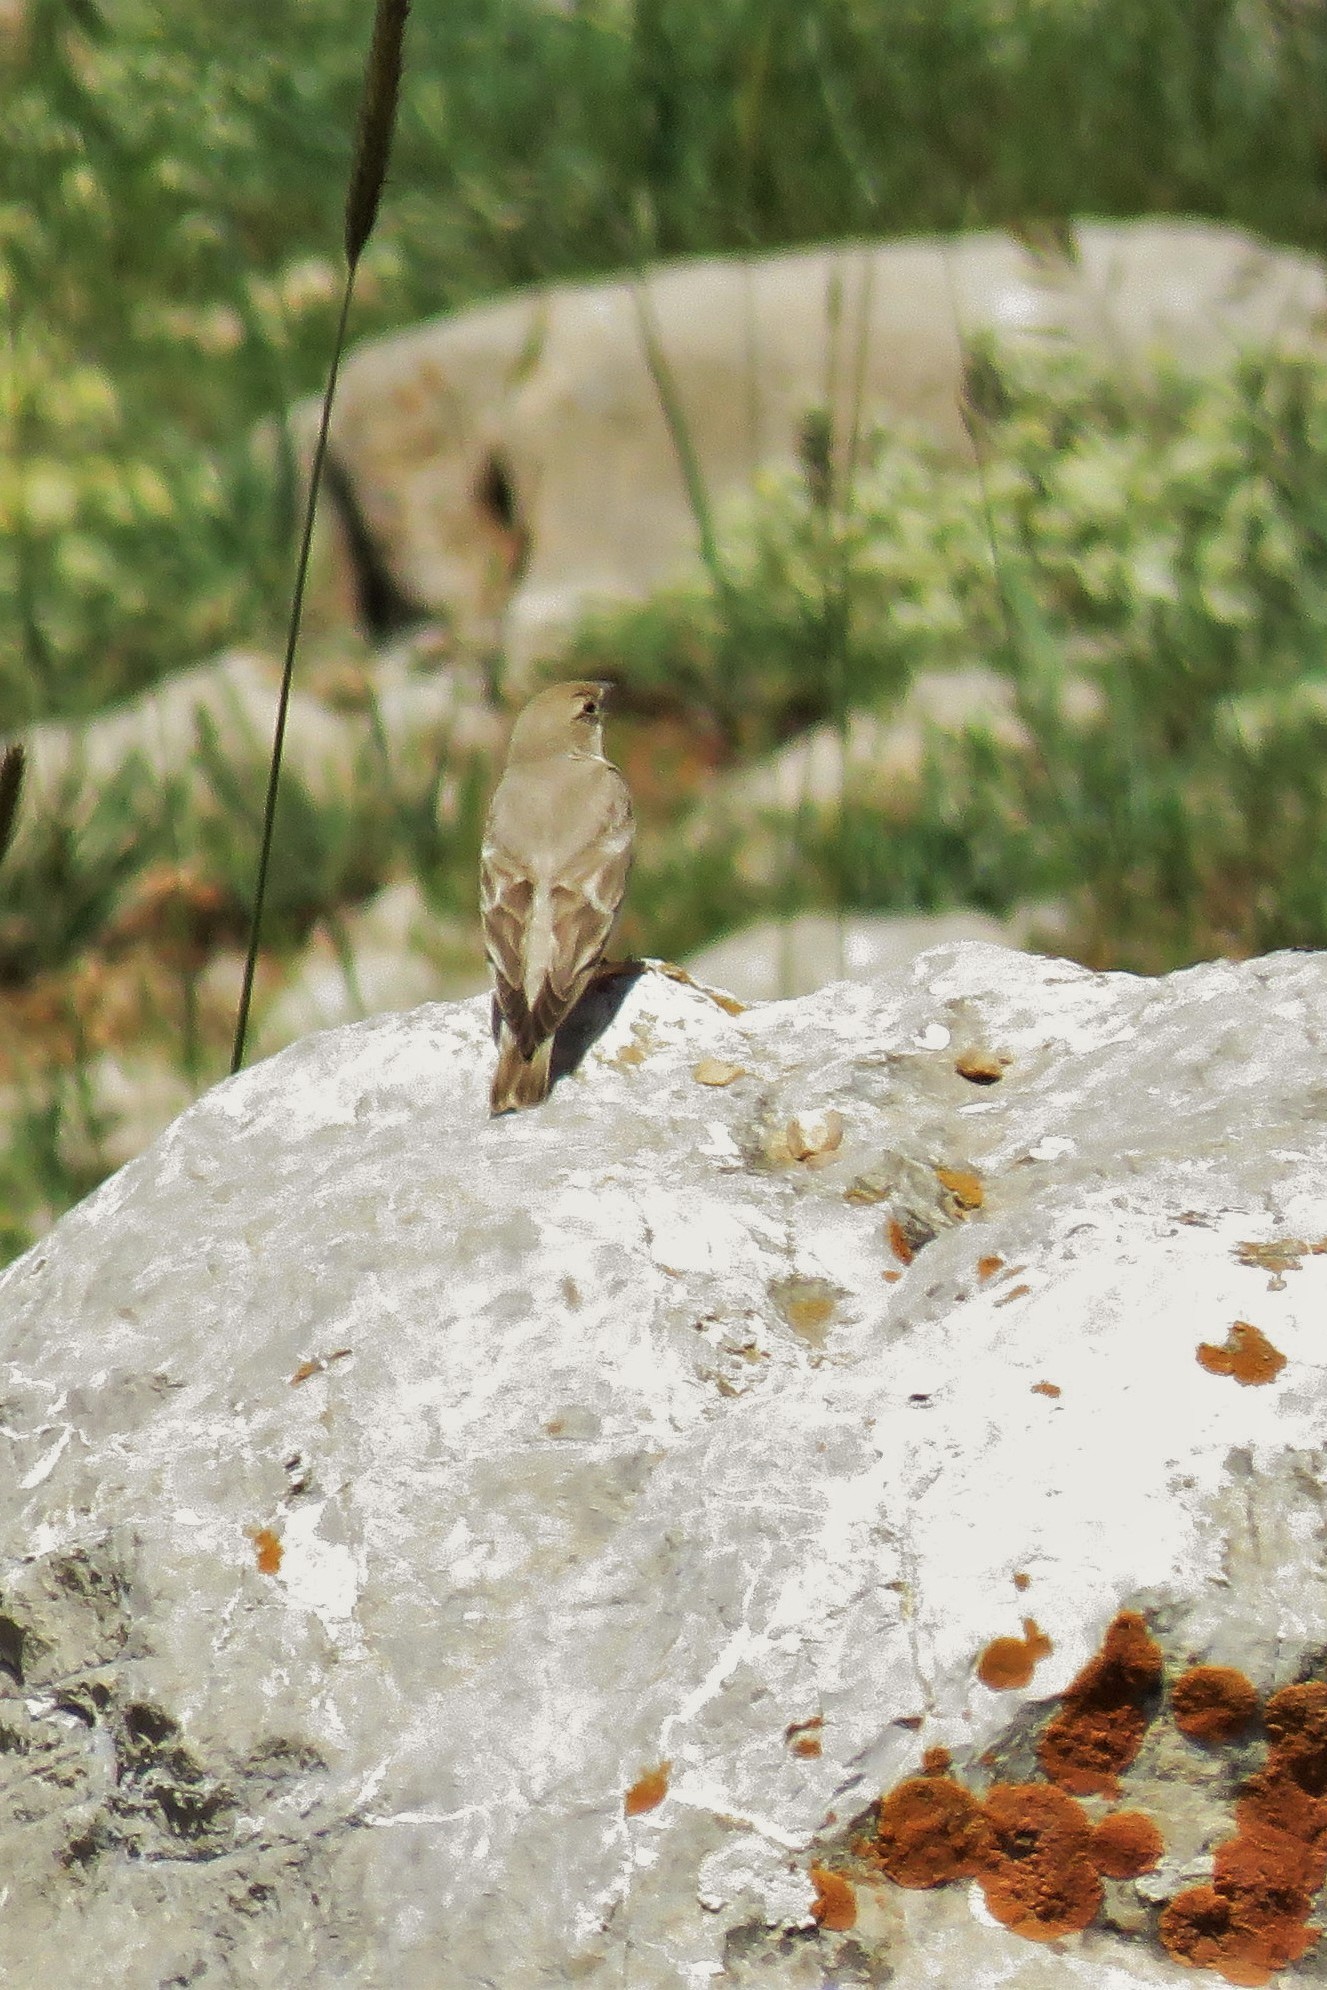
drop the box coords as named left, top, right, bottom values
left=308, top=221, right=1327, bottom=675
left=2, top=944, right=1327, bottom=1985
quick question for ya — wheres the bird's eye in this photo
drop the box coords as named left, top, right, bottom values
left=581, top=699, right=599, bottom=717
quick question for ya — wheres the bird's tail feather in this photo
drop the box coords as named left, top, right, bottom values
left=491, top=1030, right=553, bottom=1115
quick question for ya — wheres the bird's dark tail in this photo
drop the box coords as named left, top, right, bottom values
left=490, top=1028, right=553, bottom=1115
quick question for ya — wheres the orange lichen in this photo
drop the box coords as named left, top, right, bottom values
left=624, top=1762, right=670, bottom=1816
left=1173, top=1666, right=1260, bottom=1745
left=1196, top=1322, right=1287, bottom=1387
left=978, top=1618, right=1053, bottom=1690
left=809, top=1864, right=857, bottom=1931
left=1160, top=1681, right=1327, bottom=1983
left=1037, top=1611, right=1163, bottom=1796
left=787, top=1715, right=824, bottom=1759
left=935, top=1164, right=984, bottom=1211
left=251, top=1527, right=282, bottom=1575
left=1031, top=1381, right=1061, bottom=1398
left=871, top=1775, right=993, bottom=1887
left=995, top=1283, right=1032, bottom=1307
left=1092, top=1810, right=1164, bottom=1878
left=922, top=1746, right=952, bottom=1776
left=979, top=1781, right=1103, bottom=1941
left=887, top=1219, right=915, bottom=1265
left=290, top=1359, right=323, bottom=1386
left=1013, top=1572, right=1031, bottom=1593
left=977, top=1255, right=1004, bottom=1281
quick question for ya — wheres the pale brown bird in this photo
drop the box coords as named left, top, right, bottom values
left=480, top=681, right=634, bottom=1114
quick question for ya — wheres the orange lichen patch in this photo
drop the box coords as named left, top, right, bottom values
left=1037, top=1612, right=1163, bottom=1797
left=1031, top=1380, right=1061, bottom=1398
left=871, top=1775, right=993, bottom=1887
left=922, top=1746, right=952, bottom=1776
left=1014, top=1572, right=1032, bottom=1593
left=1092, top=1810, right=1164, bottom=1878
left=995, top=1284, right=1032, bottom=1307
left=888, top=1219, right=915, bottom=1265
left=787, top=1715, right=824, bottom=1759
left=978, top=1619, right=1053, bottom=1691
left=979, top=1782, right=1103, bottom=1941
left=809, top=1864, right=857, bottom=1931
left=1262, top=1681, right=1327, bottom=1788
left=935, top=1164, right=984, bottom=1211
left=250, top=1527, right=283, bottom=1575
left=977, top=1255, right=1005, bottom=1281
left=1196, top=1322, right=1287, bottom=1387
left=955, top=1048, right=1006, bottom=1085
left=1160, top=1680, right=1327, bottom=1982
left=624, top=1762, right=670, bottom=1816
left=882, top=1270, right=902, bottom=1285
left=1173, top=1666, right=1260, bottom=1745
left=1160, top=1876, right=1317, bottom=1984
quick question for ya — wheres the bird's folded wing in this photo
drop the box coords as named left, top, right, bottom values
left=528, top=805, right=634, bottom=1042
left=480, top=856, right=540, bottom=1057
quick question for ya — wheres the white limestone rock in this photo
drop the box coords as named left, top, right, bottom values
left=2, top=943, right=1327, bottom=1986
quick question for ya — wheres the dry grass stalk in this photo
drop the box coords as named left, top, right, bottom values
left=231, top=0, right=410, bottom=1074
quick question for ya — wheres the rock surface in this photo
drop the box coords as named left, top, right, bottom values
left=3, top=943, right=1327, bottom=1985
left=310, top=221, right=1327, bottom=672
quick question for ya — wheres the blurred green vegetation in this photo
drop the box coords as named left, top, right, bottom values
left=8, top=0, right=1327, bottom=1257
left=610, top=344, right=1327, bottom=970
left=6, top=0, right=1327, bottom=717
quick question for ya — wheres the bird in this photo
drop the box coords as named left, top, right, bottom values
left=480, top=681, right=634, bottom=1114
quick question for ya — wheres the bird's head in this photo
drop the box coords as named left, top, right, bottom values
left=506, top=680, right=612, bottom=761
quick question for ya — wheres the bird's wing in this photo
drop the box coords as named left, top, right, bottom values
left=528, top=780, right=634, bottom=1043
left=480, top=840, right=540, bottom=1058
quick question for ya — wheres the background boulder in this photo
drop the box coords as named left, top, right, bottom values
left=310, top=221, right=1327, bottom=677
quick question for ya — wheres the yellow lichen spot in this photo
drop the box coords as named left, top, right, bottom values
left=774, top=1277, right=838, bottom=1345
left=624, top=1761, right=670, bottom=1816
left=955, top=1048, right=1007, bottom=1085
left=693, top=1057, right=747, bottom=1087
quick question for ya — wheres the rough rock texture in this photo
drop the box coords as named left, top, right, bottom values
left=309, top=222, right=1327, bottom=670
left=4, top=943, right=1327, bottom=1986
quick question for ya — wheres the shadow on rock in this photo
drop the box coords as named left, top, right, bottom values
left=551, top=960, right=646, bottom=1085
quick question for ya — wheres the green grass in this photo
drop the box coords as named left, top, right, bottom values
left=7, top=0, right=1327, bottom=720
